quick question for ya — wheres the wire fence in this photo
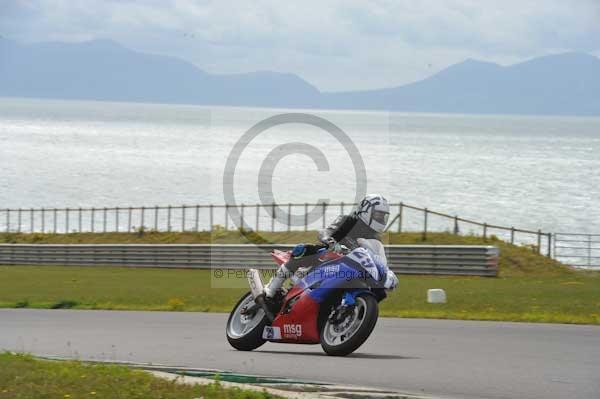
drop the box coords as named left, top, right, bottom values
left=553, top=233, right=600, bottom=268
left=387, top=203, right=551, bottom=257
left=0, top=201, right=553, bottom=257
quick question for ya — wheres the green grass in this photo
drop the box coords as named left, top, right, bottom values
left=1, top=231, right=598, bottom=325
left=0, top=352, right=278, bottom=399
left=0, top=265, right=598, bottom=324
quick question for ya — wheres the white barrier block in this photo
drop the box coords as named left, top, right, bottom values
left=427, top=289, right=447, bottom=303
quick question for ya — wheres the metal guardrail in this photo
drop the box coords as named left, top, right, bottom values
left=553, top=233, right=600, bottom=269
left=0, top=244, right=499, bottom=276
left=0, top=201, right=550, bottom=256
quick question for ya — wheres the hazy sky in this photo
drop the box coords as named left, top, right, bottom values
left=2, top=0, right=600, bottom=91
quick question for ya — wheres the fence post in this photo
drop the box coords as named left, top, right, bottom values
left=397, top=203, right=403, bottom=233
left=304, top=203, right=308, bottom=231
left=53, top=208, right=57, bottom=233
left=255, top=204, right=259, bottom=232
left=537, top=230, right=542, bottom=254
left=41, top=208, right=45, bottom=233
left=194, top=205, right=199, bottom=232
left=128, top=207, right=133, bottom=233
left=182, top=205, right=186, bottom=232
left=225, top=204, right=229, bottom=230
left=271, top=203, right=275, bottom=232
left=154, top=206, right=159, bottom=231
left=78, top=207, right=82, bottom=232
left=422, top=208, right=428, bottom=240
left=241, top=204, right=245, bottom=230
left=4, top=209, right=9, bottom=233
left=552, top=233, right=556, bottom=259
left=103, top=208, right=107, bottom=233
left=30, top=208, right=34, bottom=233
left=340, top=202, right=345, bottom=216
left=287, top=203, right=291, bottom=232
left=17, top=208, right=22, bottom=233
left=115, top=207, right=120, bottom=232
left=547, top=233, right=551, bottom=257
left=322, top=202, right=327, bottom=229
left=483, top=223, right=487, bottom=240
left=510, top=227, right=515, bottom=244
left=209, top=205, right=214, bottom=232
left=588, top=234, right=592, bottom=267
left=167, top=205, right=172, bottom=232
left=453, top=215, right=459, bottom=234
left=141, top=206, right=146, bottom=230
left=65, top=208, right=70, bottom=233
left=91, top=208, right=95, bottom=233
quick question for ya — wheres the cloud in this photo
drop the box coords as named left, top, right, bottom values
left=2, top=0, right=599, bottom=90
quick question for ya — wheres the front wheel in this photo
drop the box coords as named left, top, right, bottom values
left=320, top=293, right=379, bottom=356
left=226, top=292, right=268, bottom=351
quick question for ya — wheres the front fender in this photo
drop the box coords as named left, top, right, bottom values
left=346, top=287, right=386, bottom=303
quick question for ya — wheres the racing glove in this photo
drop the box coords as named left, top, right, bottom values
left=291, top=243, right=328, bottom=258
left=384, top=270, right=399, bottom=290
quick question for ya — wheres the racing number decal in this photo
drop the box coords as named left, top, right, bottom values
left=347, top=248, right=379, bottom=280
left=262, top=326, right=282, bottom=340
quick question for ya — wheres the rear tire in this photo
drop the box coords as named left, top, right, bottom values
left=320, top=293, right=378, bottom=356
left=226, top=292, right=268, bottom=351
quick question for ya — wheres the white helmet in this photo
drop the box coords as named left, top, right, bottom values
left=355, top=194, right=390, bottom=233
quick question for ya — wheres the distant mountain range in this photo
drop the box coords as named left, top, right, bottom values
left=1, top=38, right=599, bottom=115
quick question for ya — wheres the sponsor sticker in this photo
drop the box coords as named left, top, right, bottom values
left=320, top=264, right=340, bottom=275
left=283, top=323, right=303, bottom=338
left=262, top=326, right=282, bottom=340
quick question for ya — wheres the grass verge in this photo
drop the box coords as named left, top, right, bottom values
left=1, top=265, right=598, bottom=324
left=0, top=231, right=598, bottom=325
left=0, top=352, right=277, bottom=399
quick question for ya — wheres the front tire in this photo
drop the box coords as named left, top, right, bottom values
left=226, top=292, right=268, bottom=351
left=320, top=293, right=379, bottom=356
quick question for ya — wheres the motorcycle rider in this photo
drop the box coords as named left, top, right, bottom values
left=263, top=194, right=399, bottom=298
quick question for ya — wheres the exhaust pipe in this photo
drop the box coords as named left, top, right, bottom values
left=247, top=269, right=264, bottom=299
left=246, top=269, right=274, bottom=322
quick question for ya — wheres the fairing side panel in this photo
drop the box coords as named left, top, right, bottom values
left=307, top=263, right=364, bottom=303
left=271, top=292, right=320, bottom=344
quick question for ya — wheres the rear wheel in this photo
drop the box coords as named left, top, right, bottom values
left=320, top=294, right=378, bottom=356
left=226, top=292, right=268, bottom=351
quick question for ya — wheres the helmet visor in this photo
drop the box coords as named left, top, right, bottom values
left=372, top=210, right=389, bottom=226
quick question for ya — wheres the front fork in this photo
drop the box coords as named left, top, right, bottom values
left=328, top=290, right=368, bottom=324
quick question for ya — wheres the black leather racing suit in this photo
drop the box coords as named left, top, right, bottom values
left=285, top=214, right=381, bottom=273
left=318, top=214, right=380, bottom=250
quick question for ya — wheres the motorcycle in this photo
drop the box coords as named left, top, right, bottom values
left=226, top=245, right=390, bottom=356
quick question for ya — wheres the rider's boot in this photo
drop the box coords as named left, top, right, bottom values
left=264, top=243, right=311, bottom=298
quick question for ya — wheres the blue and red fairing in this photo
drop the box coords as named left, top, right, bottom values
left=268, top=248, right=387, bottom=344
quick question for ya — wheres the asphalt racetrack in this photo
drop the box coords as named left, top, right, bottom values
left=1, top=309, right=598, bottom=399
